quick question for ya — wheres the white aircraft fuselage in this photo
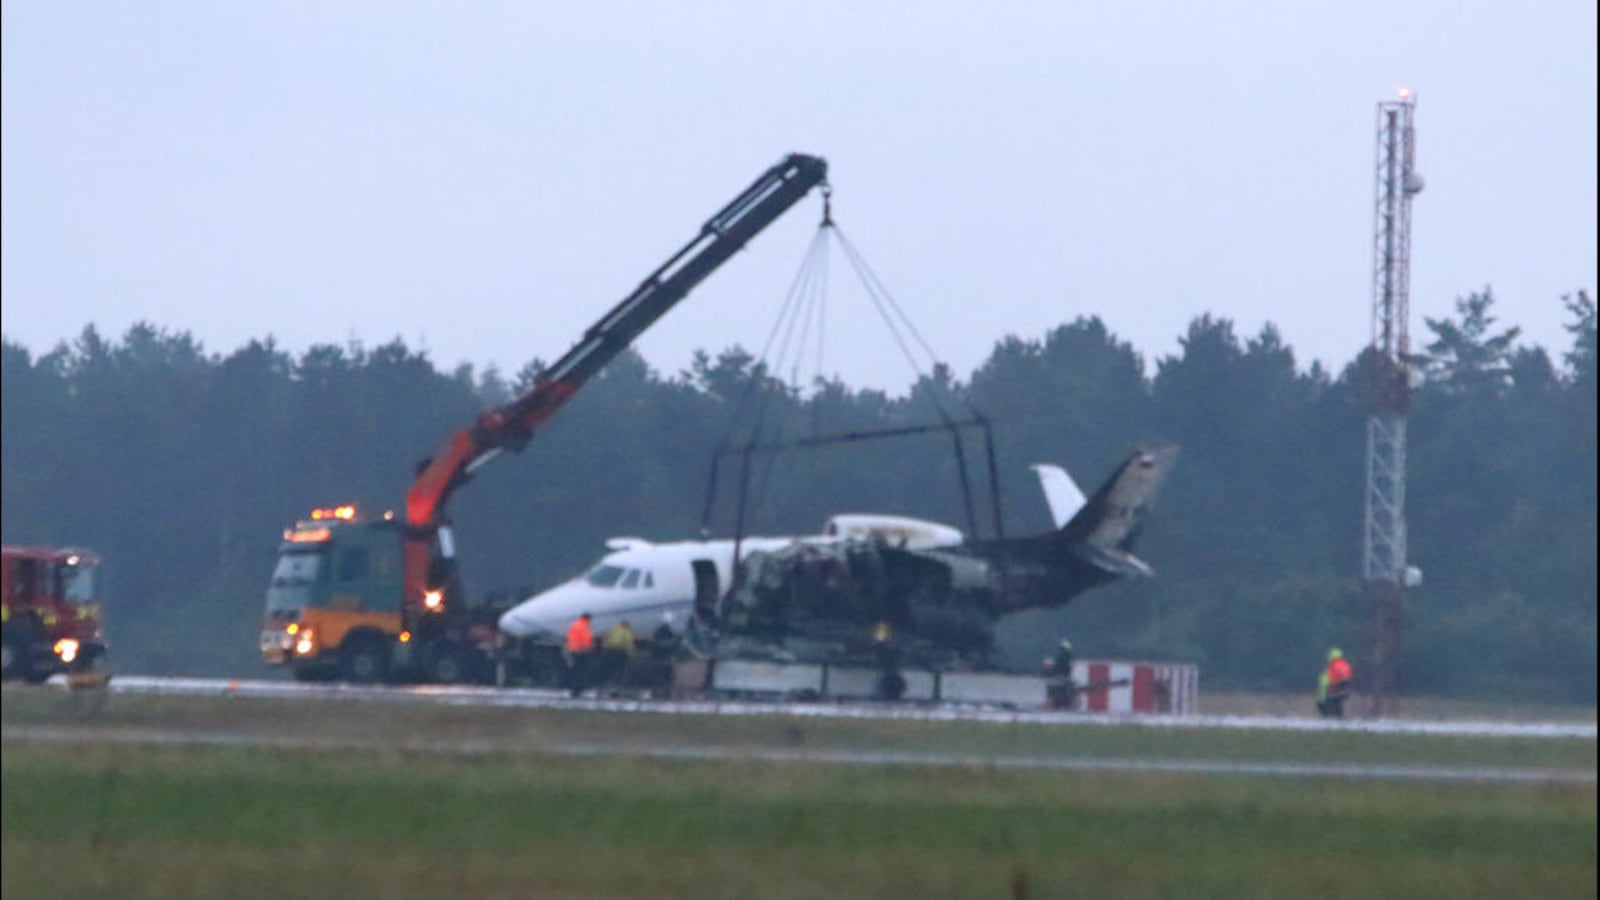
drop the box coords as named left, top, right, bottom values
left=497, top=536, right=790, bottom=643
left=497, top=514, right=969, bottom=643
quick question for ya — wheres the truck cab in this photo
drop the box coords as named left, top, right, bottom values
left=261, top=506, right=407, bottom=681
left=2, top=546, right=107, bottom=683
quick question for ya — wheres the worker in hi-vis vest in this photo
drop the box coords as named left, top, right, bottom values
left=1316, top=647, right=1353, bottom=718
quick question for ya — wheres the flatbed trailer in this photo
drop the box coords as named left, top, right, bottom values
left=518, top=655, right=1198, bottom=714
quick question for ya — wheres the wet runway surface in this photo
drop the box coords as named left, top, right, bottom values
left=7, top=675, right=1594, bottom=784
left=81, top=675, right=1599, bottom=740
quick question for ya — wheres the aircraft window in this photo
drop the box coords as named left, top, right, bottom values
left=644, top=571, right=654, bottom=588
left=585, top=564, right=625, bottom=588
left=620, top=569, right=641, bottom=589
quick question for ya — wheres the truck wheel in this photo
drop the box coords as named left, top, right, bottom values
left=1, top=633, right=32, bottom=683
left=0, top=637, right=18, bottom=681
left=341, top=638, right=390, bottom=684
left=2, top=620, right=38, bottom=682
left=429, top=647, right=473, bottom=685
left=523, top=648, right=564, bottom=687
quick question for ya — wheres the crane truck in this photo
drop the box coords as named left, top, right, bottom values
left=260, top=153, right=829, bottom=684
left=2, top=546, right=107, bottom=683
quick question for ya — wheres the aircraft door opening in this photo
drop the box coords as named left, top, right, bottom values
left=691, top=559, right=719, bottom=623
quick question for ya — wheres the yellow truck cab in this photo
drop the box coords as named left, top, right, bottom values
left=260, top=506, right=406, bottom=681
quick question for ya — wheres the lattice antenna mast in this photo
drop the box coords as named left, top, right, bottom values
left=1362, top=89, right=1423, bottom=718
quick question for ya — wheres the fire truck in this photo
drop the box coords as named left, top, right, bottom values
left=2, top=546, right=107, bottom=683
left=261, top=153, right=829, bottom=683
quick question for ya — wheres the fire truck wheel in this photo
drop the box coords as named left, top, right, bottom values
left=1, top=636, right=24, bottom=681
left=341, top=637, right=390, bottom=684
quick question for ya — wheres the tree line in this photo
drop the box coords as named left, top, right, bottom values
left=2, top=288, right=1594, bottom=701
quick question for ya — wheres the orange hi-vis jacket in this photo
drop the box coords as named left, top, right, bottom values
left=566, top=617, right=594, bottom=654
left=1327, top=657, right=1352, bottom=684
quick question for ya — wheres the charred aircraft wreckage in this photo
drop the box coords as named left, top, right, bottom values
left=706, top=442, right=1179, bottom=664
left=500, top=442, right=1179, bottom=668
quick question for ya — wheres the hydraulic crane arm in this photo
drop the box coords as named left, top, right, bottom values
left=402, top=153, right=828, bottom=609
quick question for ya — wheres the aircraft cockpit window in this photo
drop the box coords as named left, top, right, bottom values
left=620, top=569, right=641, bottom=589
left=643, top=571, right=654, bottom=588
left=586, top=564, right=625, bottom=588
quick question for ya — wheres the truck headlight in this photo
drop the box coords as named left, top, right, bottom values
left=54, top=638, right=80, bottom=664
left=294, top=629, right=317, bottom=656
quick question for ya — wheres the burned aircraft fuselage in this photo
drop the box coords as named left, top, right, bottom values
left=712, top=442, right=1178, bottom=665
left=718, top=536, right=1116, bottom=663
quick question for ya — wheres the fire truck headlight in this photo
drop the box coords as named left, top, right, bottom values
left=54, top=639, right=80, bottom=664
left=294, top=629, right=317, bottom=656
left=423, top=590, right=444, bottom=612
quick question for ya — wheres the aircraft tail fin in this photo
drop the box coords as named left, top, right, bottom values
left=1031, top=463, right=1086, bottom=529
left=1058, top=442, right=1179, bottom=576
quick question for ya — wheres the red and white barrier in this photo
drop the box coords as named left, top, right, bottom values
left=1072, top=660, right=1199, bottom=715
left=704, top=657, right=1201, bottom=714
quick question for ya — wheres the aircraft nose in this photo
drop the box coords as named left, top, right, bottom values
left=497, top=605, right=531, bottom=636
left=497, top=585, right=571, bottom=638
left=498, top=596, right=549, bottom=637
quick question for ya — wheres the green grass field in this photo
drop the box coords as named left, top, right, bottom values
left=3, top=689, right=1595, bottom=898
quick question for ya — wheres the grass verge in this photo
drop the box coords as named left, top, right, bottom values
left=3, top=687, right=1596, bottom=898
left=4, top=742, right=1596, bottom=899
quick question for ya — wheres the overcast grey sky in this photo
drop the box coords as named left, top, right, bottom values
left=3, top=1, right=1595, bottom=392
